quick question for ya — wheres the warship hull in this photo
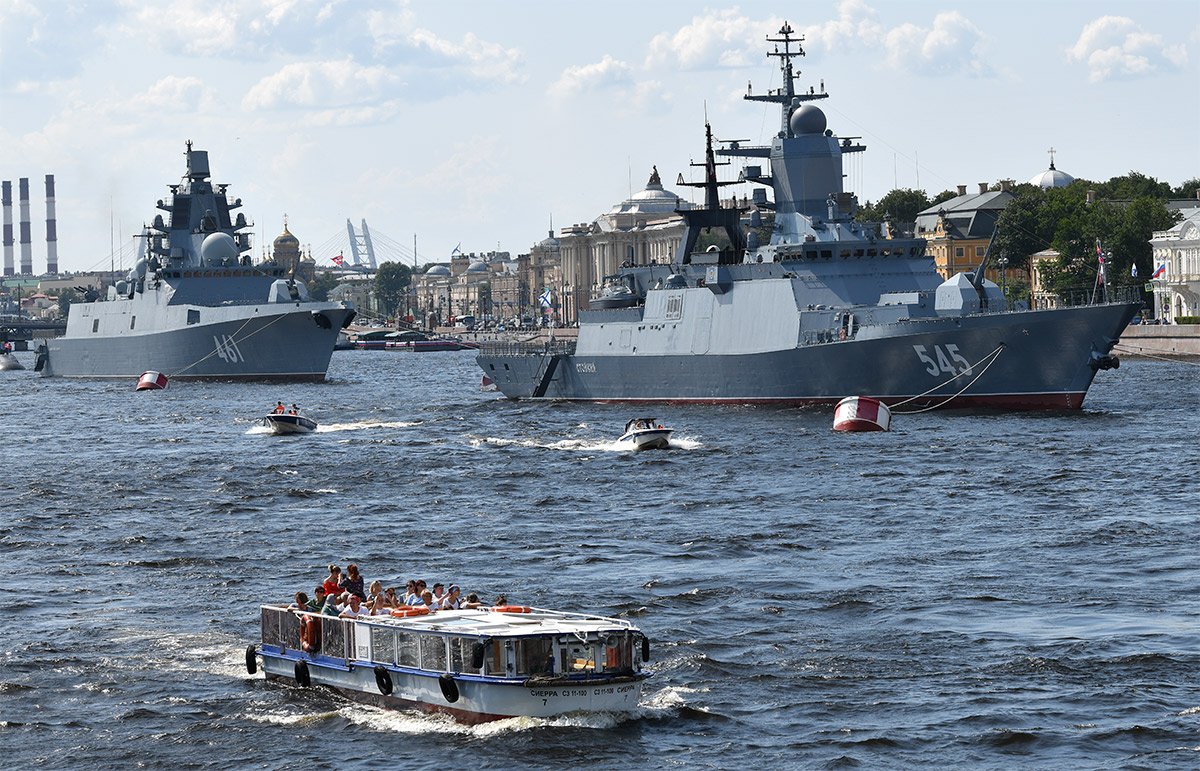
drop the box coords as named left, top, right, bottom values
left=478, top=302, right=1138, bottom=409
left=41, top=304, right=353, bottom=381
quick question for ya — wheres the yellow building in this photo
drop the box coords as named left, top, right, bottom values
left=914, top=183, right=1023, bottom=284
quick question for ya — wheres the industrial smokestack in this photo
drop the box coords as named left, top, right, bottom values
left=1, top=181, right=12, bottom=276
left=18, top=177, right=32, bottom=275
left=45, top=174, right=58, bottom=275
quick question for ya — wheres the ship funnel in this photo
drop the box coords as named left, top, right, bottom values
left=45, top=174, right=58, bottom=274
left=1, top=181, right=12, bottom=276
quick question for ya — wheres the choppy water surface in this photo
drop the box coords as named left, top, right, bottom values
left=1, top=349, right=1197, bottom=769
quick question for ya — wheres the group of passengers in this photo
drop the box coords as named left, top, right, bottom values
left=270, top=401, right=301, bottom=415
left=288, top=563, right=493, bottom=619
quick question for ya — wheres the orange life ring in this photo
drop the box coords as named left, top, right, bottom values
left=491, top=605, right=532, bottom=613
left=300, top=614, right=321, bottom=654
left=390, top=606, right=431, bottom=618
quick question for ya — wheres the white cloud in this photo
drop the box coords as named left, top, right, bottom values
left=0, top=2, right=114, bottom=87
left=404, top=29, right=525, bottom=85
left=1067, top=16, right=1188, bottom=82
left=242, top=59, right=398, bottom=110
left=884, top=11, right=991, bottom=76
left=138, top=76, right=217, bottom=113
left=645, top=8, right=775, bottom=70
left=548, top=55, right=633, bottom=99
left=800, top=0, right=884, bottom=53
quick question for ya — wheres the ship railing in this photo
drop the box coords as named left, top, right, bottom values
left=1028, top=284, right=1142, bottom=310
left=479, top=340, right=578, bottom=357
left=260, top=605, right=356, bottom=661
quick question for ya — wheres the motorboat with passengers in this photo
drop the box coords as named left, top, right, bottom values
left=262, top=408, right=317, bottom=435
left=618, top=418, right=673, bottom=450
left=249, top=603, right=651, bottom=724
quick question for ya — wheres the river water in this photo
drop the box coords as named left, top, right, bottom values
left=1, top=349, right=1197, bottom=769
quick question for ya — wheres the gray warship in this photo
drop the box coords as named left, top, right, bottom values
left=37, top=142, right=355, bottom=381
left=477, top=23, right=1138, bottom=409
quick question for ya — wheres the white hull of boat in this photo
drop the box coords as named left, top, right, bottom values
left=259, top=654, right=643, bottom=724
left=618, top=428, right=673, bottom=450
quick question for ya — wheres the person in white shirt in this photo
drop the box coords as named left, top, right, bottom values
left=339, top=594, right=367, bottom=618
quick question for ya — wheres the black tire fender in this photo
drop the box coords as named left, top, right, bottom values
left=374, top=665, right=393, bottom=696
left=438, top=673, right=460, bottom=703
left=294, top=659, right=311, bottom=688
left=641, top=635, right=651, bottom=663
left=245, top=645, right=258, bottom=675
left=470, top=641, right=487, bottom=670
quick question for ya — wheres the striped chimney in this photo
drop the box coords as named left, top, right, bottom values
left=1, top=181, right=12, bottom=276
left=19, top=177, right=32, bottom=275
left=45, top=174, right=58, bottom=274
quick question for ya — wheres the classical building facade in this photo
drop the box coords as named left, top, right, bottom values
left=555, top=167, right=689, bottom=325
left=1150, top=206, right=1200, bottom=322
left=412, top=251, right=521, bottom=327
left=914, top=183, right=1020, bottom=284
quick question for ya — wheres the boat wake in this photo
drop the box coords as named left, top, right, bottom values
left=471, top=436, right=703, bottom=452
left=244, top=420, right=420, bottom=435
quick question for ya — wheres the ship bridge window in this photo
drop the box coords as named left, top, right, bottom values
left=448, top=637, right=469, bottom=673
left=187, top=309, right=200, bottom=325
left=395, top=631, right=419, bottom=668
left=515, top=637, right=555, bottom=676
left=805, top=250, right=817, bottom=260
left=371, top=627, right=396, bottom=664
left=92, top=319, right=99, bottom=333
left=867, top=249, right=877, bottom=257
left=419, top=635, right=446, bottom=671
left=840, top=249, right=851, bottom=258
left=130, top=316, right=136, bottom=330
left=854, top=249, right=865, bottom=257
left=820, top=249, right=832, bottom=259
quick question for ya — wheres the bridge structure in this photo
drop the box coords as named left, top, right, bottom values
left=0, top=315, right=65, bottom=348
left=310, top=220, right=420, bottom=271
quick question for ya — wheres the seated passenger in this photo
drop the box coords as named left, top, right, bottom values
left=441, top=585, right=462, bottom=610
left=272, top=401, right=285, bottom=414
left=366, top=580, right=386, bottom=609
left=462, top=592, right=484, bottom=609
left=306, top=586, right=326, bottom=612
left=289, top=591, right=309, bottom=610
left=339, top=594, right=367, bottom=618
left=493, top=593, right=508, bottom=607
left=407, top=580, right=428, bottom=606
left=431, top=583, right=447, bottom=606
left=320, top=591, right=344, bottom=617
left=322, top=565, right=342, bottom=598
left=420, top=590, right=437, bottom=610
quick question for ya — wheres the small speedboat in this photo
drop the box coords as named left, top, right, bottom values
left=618, top=418, right=673, bottom=450
left=262, top=412, right=318, bottom=435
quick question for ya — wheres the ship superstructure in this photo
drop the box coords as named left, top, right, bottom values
left=38, top=142, right=355, bottom=380
left=477, top=23, right=1137, bottom=409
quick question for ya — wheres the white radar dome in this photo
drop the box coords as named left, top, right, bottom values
left=201, top=232, right=238, bottom=264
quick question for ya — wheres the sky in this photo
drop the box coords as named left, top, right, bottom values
left=1, top=0, right=1197, bottom=275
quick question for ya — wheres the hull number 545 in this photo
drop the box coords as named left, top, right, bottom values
left=913, top=343, right=971, bottom=377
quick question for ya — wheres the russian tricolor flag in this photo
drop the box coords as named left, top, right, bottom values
left=1152, top=263, right=1167, bottom=279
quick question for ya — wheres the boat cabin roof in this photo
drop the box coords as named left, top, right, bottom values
left=269, top=606, right=636, bottom=638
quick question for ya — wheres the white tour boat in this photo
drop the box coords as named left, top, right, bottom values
left=617, top=418, right=673, bottom=450
left=262, top=411, right=318, bottom=434
left=249, top=604, right=651, bottom=724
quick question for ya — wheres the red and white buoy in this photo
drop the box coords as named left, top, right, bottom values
left=136, top=370, right=169, bottom=391
left=833, top=396, right=891, bottom=432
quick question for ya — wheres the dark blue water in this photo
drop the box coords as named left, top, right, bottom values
left=1, top=349, right=1198, bottom=769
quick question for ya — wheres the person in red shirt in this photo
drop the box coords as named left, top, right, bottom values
left=322, top=564, right=342, bottom=599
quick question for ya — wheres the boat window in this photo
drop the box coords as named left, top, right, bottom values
left=867, top=249, right=877, bottom=257
left=92, top=319, right=100, bottom=333
left=854, top=249, right=865, bottom=257
left=820, top=249, right=832, bottom=259
left=420, top=635, right=446, bottom=671
left=561, top=640, right=596, bottom=673
left=187, top=309, right=200, bottom=325
left=322, top=618, right=347, bottom=659
left=371, top=627, right=396, bottom=664
left=839, top=249, right=851, bottom=257
left=448, top=637, right=467, bottom=673
left=396, top=631, right=419, bottom=668
left=484, top=640, right=504, bottom=675
left=598, top=634, right=633, bottom=673
left=514, top=638, right=554, bottom=676
left=129, top=316, right=136, bottom=330
left=805, top=250, right=817, bottom=260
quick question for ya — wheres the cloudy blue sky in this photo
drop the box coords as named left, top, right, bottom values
left=1, top=0, right=1197, bottom=274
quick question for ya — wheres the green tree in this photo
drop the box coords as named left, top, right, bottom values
left=373, top=261, right=412, bottom=316
left=858, top=188, right=931, bottom=224
left=307, top=270, right=339, bottom=301
left=57, top=287, right=80, bottom=317
left=1173, top=178, right=1200, bottom=199
left=930, top=189, right=959, bottom=206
